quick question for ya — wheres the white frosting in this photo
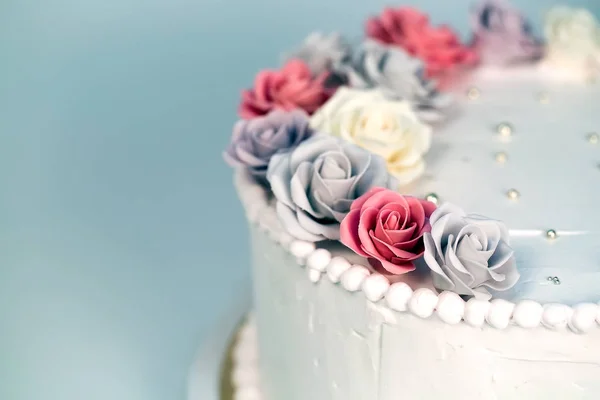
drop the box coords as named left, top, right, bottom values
left=362, top=274, right=390, bottom=303
left=248, top=223, right=600, bottom=399
left=435, top=291, right=465, bottom=325
left=326, top=257, right=351, bottom=283
left=340, top=265, right=370, bottom=292
left=385, top=282, right=413, bottom=312
left=512, top=300, right=544, bottom=329
left=306, top=249, right=332, bottom=271
left=464, top=298, right=491, bottom=328
left=408, top=288, right=438, bottom=319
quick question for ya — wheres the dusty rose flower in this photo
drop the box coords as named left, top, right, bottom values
left=239, top=59, right=332, bottom=119
left=223, top=109, right=314, bottom=184
left=365, top=7, right=478, bottom=77
left=340, top=187, right=436, bottom=274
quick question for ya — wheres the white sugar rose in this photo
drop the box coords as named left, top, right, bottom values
left=544, top=6, right=600, bottom=75
left=310, top=88, right=432, bottom=186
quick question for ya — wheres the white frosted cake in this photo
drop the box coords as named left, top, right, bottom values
left=225, top=2, right=600, bottom=399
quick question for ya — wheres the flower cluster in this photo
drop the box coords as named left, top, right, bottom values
left=471, top=0, right=544, bottom=65
left=365, top=7, right=479, bottom=78
left=222, top=1, right=600, bottom=298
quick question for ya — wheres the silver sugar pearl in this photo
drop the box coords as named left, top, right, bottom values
left=546, top=229, right=558, bottom=240
left=467, top=87, right=480, bottom=100
left=425, top=193, right=439, bottom=205
left=547, top=276, right=561, bottom=285
left=496, top=122, right=513, bottom=137
left=506, top=188, right=520, bottom=200
left=588, top=132, right=599, bottom=144
left=495, top=152, right=508, bottom=163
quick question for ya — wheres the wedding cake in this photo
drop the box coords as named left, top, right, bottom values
left=224, top=2, right=600, bottom=399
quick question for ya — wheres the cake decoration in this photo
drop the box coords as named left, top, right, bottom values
left=327, top=40, right=454, bottom=122
left=423, top=203, right=520, bottom=300
left=227, top=1, right=600, bottom=346
left=470, top=0, right=544, bottom=65
left=239, top=59, right=333, bottom=119
left=543, top=6, right=600, bottom=77
left=365, top=7, right=479, bottom=78
left=266, top=135, right=397, bottom=241
left=286, top=32, right=352, bottom=76
left=309, top=87, right=433, bottom=185
left=223, top=110, right=315, bottom=183
left=339, top=187, right=436, bottom=275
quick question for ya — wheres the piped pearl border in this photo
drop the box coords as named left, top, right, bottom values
left=234, top=170, right=600, bottom=334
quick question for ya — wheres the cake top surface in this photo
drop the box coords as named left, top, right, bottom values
left=225, top=1, right=600, bottom=307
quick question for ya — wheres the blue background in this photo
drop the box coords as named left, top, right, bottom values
left=1, top=1, right=598, bottom=399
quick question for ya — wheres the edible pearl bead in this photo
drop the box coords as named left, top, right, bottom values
left=497, top=122, right=513, bottom=137
left=467, top=87, right=480, bottom=100
left=425, top=193, right=439, bottom=205
left=588, top=132, right=599, bottom=144
left=495, top=152, right=508, bottom=163
left=546, top=229, right=558, bottom=240
left=506, top=188, right=520, bottom=200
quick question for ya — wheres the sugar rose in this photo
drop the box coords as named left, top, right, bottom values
left=543, top=6, right=600, bottom=75
left=423, top=203, right=520, bottom=300
left=340, top=187, right=436, bottom=274
left=310, top=88, right=432, bottom=186
left=266, top=136, right=397, bottom=242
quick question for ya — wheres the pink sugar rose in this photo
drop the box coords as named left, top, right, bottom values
left=366, top=7, right=478, bottom=78
left=340, top=187, right=436, bottom=275
left=239, top=59, right=332, bottom=119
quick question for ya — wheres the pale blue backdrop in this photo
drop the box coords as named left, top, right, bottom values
left=1, top=1, right=598, bottom=399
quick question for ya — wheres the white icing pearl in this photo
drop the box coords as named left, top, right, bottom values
left=362, top=274, right=390, bottom=302
left=464, top=298, right=491, bottom=328
left=326, top=257, right=351, bottom=283
left=486, top=299, right=515, bottom=330
left=435, top=291, right=465, bottom=325
left=307, top=268, right=321, bottom=283
left=234, top=387, right=262, bottom=400
left=569, top=303, right=598, bottom=334
left=408, top=288, right=438, bottom=319
left=512, top=300, right=543, bottom=329
left=385, top=282, right=413, bottom=312
left=541, top=303, right=572, bottom=330
left=341, top=265, right=370, bottom=292
left=306, top=249, right=332, bottom=272
left=289, top=240, right=315, bottom=259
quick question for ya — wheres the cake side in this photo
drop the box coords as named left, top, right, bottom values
left=236, top=170, right=600, bottom=400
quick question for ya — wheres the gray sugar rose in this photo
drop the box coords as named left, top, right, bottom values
left=266, top=135, right=397, bottom=242
left=330, top=40, right=454, bottom=123
left=423, top=203, right=520, bottom=300
left=286, top=32, right=352, bottom=76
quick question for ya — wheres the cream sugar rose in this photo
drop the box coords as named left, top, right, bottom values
left=309, top=87, right=432, bottom=186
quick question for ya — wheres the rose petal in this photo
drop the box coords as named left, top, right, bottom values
left=276, top=201, right=323, bottom=242
left=340, top=209, right=369, bottom=257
